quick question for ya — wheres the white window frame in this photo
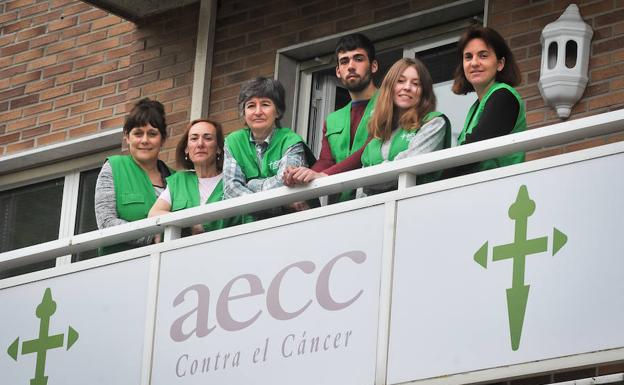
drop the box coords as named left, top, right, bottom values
left=0, top=129, right=122, bottom=268
left=402, top=31, right=477, bottom=146
left=275, top=0, right=486, bottom=138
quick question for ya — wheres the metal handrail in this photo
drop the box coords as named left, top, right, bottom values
left=1, top=109, right=623, bottom=271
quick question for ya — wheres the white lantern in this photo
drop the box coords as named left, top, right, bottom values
left=538, top=4, right=593, bottom=119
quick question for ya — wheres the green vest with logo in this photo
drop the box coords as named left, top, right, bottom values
left=102, top=155, right=171, bottom=255
left=167, top=171, right=241, bottom=232
left=457, top=82, right=526, bottom=171
left=324, top=92, right=378, bottom=201
left=361, top=111, right=450, bottom=184
left=325, top=92, right=378, bottom=163
left=225, top=127, right=305, bottom=180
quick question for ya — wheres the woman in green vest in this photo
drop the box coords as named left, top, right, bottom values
left=149, top=119, right=240, bottom=237
left=94, top=98, right=173, bottom=255
left=223, top=77, right=315, bottom=219
left=359, top=57, right=450, bottom=197
left=446, top=26, right=526, bottom=177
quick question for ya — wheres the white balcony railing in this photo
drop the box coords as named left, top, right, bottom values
left=1, top=109, right=623, bottom=272
left=1, top=110, right=623, bottom=385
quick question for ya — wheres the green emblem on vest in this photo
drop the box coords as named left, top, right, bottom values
left=473, top=185, right=568, bottom=351
left=7, top=288, right=79, bottom=385
left=269, top=159, right=281, bottom=171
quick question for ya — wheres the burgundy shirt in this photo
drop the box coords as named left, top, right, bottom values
left=312, top=99, right=371, bottom=175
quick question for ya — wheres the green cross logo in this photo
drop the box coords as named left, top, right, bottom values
left=474, top=185, right=567, bottom=351
left=7, top=288, right=79, bottom=385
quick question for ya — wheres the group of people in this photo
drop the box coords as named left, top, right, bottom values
left=94, top=26, right=526, bottom=254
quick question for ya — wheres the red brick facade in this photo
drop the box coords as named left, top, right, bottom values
left=0, top=1, right=623, bottom=382
left=1, top=0, right=623, bottom=164
left=488, top=0, right=624, bottom=160
left=0, top=0, right=196, bottom=163
left=209, top=0, right=444, bottom=133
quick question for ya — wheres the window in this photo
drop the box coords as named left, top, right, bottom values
left=0, top=178, right=64, bottom=253
left=72, top=168, right=101, bottom=262
left=405, top=37, right=477, bottom=146
left=305, top=49, right=404, bottom=156
left=278, top=0, right=485, bottom=155
left=0, top=129, right=121, bottom=277
left=0, top=166, right=102, bottom=278
left=298, top=34, right=476, bottom=155
left=0, top=178, right=64, bottom=278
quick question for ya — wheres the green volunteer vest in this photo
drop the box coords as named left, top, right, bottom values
left=325, top=92, right=378, bottom=163
left=361, top=112, right=450, bottom=184
left=225, top=127, right=317, bottom=221
left=325, top=92, right=378, bottom=202
left=225, top=127, right=305, bottom=180
left=101, top=155, right=172, bottom=255
left=457, top=82, right=526, bottom=171
left=167, top=171, right=241, bottom=232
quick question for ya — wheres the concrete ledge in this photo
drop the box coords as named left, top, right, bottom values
left=0, top=128, right=123, bottom=176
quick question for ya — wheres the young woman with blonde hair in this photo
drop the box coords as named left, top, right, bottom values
left=359, top=57, right=450, bottom=196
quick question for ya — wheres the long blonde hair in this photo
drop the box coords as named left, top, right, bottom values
left=368, top=57, right=436, bottom=141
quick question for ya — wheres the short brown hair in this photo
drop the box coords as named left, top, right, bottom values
left=335, top=33, right=376, bottom=63
left=175, top=118, right=225, bottom=171
left=368, top=57, right=436, bottom=141
left=123, top=98, right=167, bottom=139
left=452, top=26, right=521, bottom=95
left=238, top=77, right=286, bottom=128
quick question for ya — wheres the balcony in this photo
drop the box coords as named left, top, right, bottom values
left=1, top=110, right=623, bottom=385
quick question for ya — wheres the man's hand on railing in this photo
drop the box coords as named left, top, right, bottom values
left=190, top=224, right=205, bottom=235
left=286, top=201, right=310, bottom=212
left=283, top=166, right=328, bottom=186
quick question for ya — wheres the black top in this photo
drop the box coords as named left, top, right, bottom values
left=463, top=88, right=520, bottom=143
left=154, top=159, right=172, bottom=188
left=444, top=88, right=520, bottom=178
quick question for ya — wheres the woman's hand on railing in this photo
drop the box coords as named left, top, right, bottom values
left=283, top=166, right=328, bottom=186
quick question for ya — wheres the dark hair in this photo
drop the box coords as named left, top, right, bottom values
left=368, top=58, right=436, bottom=141
left=175, top=118, right=225, bottom=171
left=123, top=98, right=168, bottom=139
left=335, top=33, right=376, bottom=63
left=452, top=26, right=521, bottom=95
left=238, top=77, right=286, bottom=128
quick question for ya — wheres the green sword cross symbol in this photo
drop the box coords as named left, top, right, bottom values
left=474, top=185, right=567, bottom=351
left=7, top=288, right=79, bottom=385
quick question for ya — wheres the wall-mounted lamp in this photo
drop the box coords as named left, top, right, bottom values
left=538, top=4, right=593, bottom=119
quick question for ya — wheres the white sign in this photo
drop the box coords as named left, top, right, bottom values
left=152, top=206, right=385, bottom=385
left=0, top=257, right=152, bottom=385
left=387, top=153, right=624, bottom=383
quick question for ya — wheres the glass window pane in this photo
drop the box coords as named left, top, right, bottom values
left=414, top=42, right=473, bottom=146
left=0, top=178, right=64, bottom=278
left=416, top=43, right=458, bottom=83
left=374, top=48, right=403, bottom=87
left=73, top=168, right=101, bottom=262
left=305, top=48, right=403, bottom=154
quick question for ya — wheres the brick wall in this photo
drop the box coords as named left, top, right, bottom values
left=0, top=1, right=622, bottom=381
left=208, top=0, right=624, bottom=154
left=488, top=0, right=624, bottom=160
left=0, top=0, right=197, bottom=163
left=1, top=0, right=622, bottom=165
left=208, top=0, right=449, bottom=133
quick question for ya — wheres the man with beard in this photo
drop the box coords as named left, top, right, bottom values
left=283, top=33, right=378, bottom=201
